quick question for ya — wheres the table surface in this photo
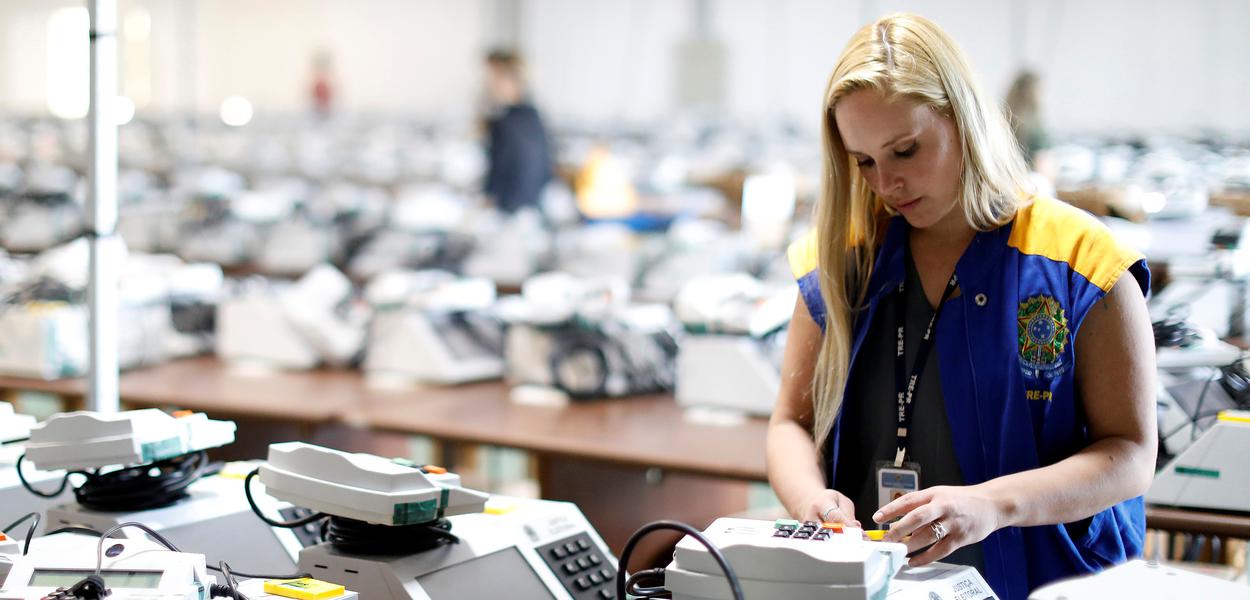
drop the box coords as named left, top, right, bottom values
left=1143, top=505, right=1250, bottom=539
left=0, top=357, right=771, bottom=480
left=5, top=358, right=1249, bottom=537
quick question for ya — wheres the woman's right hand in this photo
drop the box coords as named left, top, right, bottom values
left=797, top=489, right=860, bottom=527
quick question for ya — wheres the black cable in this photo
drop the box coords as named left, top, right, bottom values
left=2, top=511, right=40, bottom=555
left=209, top=581, right=244, bottom=598
left=43, top=526, right=104, bottom=537
left=1152, top=315, right=1202, bottom=349
left=58, top=522, right=182, bottom=600
left=244, top=468, right=458, bottom=555
left=1163, top=408, right=1243, bottom=443
left=15, top=453, right=70, bottom=498
left=66, top=573, right=109, bottom=600
left=1188, top=369, right=1218, bottom=442
left=1218, top=357, right=1250, bottom=406
left=616, top=520, right=744, bottom=600
left=95, top=521, right=183, bottom=561
left=1159, top=356, right=1250, bottom=443
left=323, top=515, right=458, bottom=555
left=243, top=468, right=327, bottom=528
left=626, top=567, right=671, bottom=599
left=42, top=520, right=303, bottom=593
left=208, top=562, right=250, bottom=600
left=207, top=564, right=310, bottom=581
left=70, top=451, right=207, bottom=511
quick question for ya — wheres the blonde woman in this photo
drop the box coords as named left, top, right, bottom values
left=767, top=14, right=1155, bottom=599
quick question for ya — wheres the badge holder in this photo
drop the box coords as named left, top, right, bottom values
left=876, top=460, right=921, bottom=523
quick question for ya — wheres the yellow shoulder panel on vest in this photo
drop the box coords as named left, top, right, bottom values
left=787, top=228, right=819, bottom=279
left=1007, top=196, right=1143, bottom=292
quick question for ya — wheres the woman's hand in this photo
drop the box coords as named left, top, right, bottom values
left=874, top=484, right=1004, bottom=566
left=796, top=489, right=861, bottom=527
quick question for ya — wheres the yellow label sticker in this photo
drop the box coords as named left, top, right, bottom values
left=263, top=578, right=346, bottom=600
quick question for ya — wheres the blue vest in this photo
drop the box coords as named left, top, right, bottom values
left=787, top=196, right=1150, bottom=599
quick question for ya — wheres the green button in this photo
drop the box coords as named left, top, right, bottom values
left=774, top=519, right=800, bottom=529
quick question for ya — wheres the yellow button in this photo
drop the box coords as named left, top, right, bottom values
left=484, top=500, right=516, bottom=515
left=217, top=461, right=255, bottom=480
left=864, top=529, right=887, bottom=541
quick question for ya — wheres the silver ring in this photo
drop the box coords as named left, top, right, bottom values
left=820, top=506, right=838, bottom=522
left=930, top=520, right=948, bottom=541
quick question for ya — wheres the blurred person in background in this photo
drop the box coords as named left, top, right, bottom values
left=1005, top=70, right=1056, bottom=190
left=481, top=49, right=553, bottom=214
left=309, top=49, right=336, bottom=119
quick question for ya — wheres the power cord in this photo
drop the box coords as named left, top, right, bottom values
left=324, top=515, right=458, bottom=555
left=625, top=567, right=669, bottom=598
left=243, top=467, right=459, bottom=555
left=2, top=511, right=40, bottom=555
left=1218, top=356, right=1250, bottom=405
left=16, top=451, right=209, bottom=511
left=206, top=565, right=310, bottom=581
left=50, top=522, right=187, bottom=600
left=87, top=523, right=253, bottom=600
left=1160, top=354, right=1250, bottom=443
left=615, top=520, right=744, bottom=600
left=209, top=561, right=249, bottom=600
left=71, top=451, right=208, bottom=511
left=243, top=468, right=327, bottom=529
left=1152, top=315, right=1202, bottom=349
left=14, top=453, right=70, bottom=498
left=43, top=523, right=306, bottom=589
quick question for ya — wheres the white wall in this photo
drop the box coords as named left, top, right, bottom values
left=189, top=0, right=489, bottom=116
left=0, top=0, right=1247, bottom=135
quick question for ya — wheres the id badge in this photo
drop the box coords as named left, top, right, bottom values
left=876, top=461, right=921, bottom=518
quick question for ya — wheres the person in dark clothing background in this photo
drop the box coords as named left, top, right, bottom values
left=482, top=49, right=553, bottom=214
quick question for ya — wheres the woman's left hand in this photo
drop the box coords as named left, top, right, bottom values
left=873, top=484, right=1006, bottom=566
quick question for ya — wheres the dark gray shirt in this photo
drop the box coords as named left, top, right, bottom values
left=834, top=253, right=985, bottom=570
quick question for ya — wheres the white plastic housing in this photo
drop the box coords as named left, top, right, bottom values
left=259, top=442, right=488, bottom=525
left=0, top=531, right=208, bottom=600
left=24, top=409, right=235, bottom=470
left=0, top=402, right=36, bottom=444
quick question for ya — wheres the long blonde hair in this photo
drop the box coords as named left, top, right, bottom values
left=810, top=13, right=1031, bottom=454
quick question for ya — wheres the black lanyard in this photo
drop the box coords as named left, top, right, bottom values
left=893, top=249, right=959, bottom=468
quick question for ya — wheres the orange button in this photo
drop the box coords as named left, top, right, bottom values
left=423, top=465, right=447, bottom=475
left=822, top=522, right=844, bottom=533
left=0, top=533, right=8, bottom=541
left=172, top=410, right=195, bottom=418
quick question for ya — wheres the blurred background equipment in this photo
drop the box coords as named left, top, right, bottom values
left=0, top=0, right=1248, bottom=592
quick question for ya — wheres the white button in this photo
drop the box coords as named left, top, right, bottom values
left=974, top=293, right=988, bottom=306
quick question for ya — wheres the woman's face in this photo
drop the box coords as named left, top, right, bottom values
left=834, top=88, right=964, bottom=231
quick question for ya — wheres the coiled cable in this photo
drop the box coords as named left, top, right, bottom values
left=244, top=467, right=458, bottom=555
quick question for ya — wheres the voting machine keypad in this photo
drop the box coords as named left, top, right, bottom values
left=537, top=533, right=617, bottom=600
left=770, top=519, right=847, bottom=541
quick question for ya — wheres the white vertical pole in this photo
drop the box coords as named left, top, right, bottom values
left=87, top=0, right=119, bottom=413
